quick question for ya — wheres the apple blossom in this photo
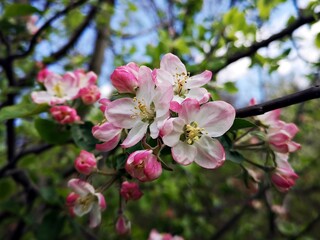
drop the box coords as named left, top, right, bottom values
left=155, top=53, right=211, bottom=110
left=125, top=150, right=162, bottom=182
left=92, top=122, right=122, bottom=152
left=74, top=150, right=97, bottom=175
left=120, top=181, right=143, bottom=201
left=115, top=215, right=131, bottom=236
left=32, top=72, right=79, bottom=105
left=106, top=66, right=173, bottom=148
left=79, top=85, right=101, bottom=105
left=267, top=121, right=301, bottom=153
left=66, top=192, right=79, bottom=217
left=73, top=69, right=98, bottom=89
left=67, top=178, right=106, bottom=228
left=271, top=153, right=299, bottom=192
left=162, top=98, right=235, bottom=169
left=148, top=229, right=184, bottom=240
left=111, top=62, right=140, bottom=93
left=50, top=105, right=81, bottom=124
left=37, top=68, right=53, bottom=83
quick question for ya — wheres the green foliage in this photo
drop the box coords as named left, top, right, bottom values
left=35, top=118, right=71, bottom=144
left=3, top=3, right=41, bottom=18
left=0, top=101, right=48, bottom=122
left=71, top=122, right=99, bottom=151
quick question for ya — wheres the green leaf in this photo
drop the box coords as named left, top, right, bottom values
left=71, top=122, right=99, bottom=151
left=0, top=102, right=48, bottom=122
left=226, top=150, right=245, bottom=164
left=35, top=118, right=71, bottom=144
left=35, top=211, right=65, bottom=240
left=3, top=4, right=41, bottom=18
left=229, top=118, right=256, bottom=131
left=219, top=135, right=245, bottom=164
left=224, top=82, right=238, bottom=94
left=315, top=32, right=320, bottom=48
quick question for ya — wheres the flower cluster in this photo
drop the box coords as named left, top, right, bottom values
left=32, top=68, right=101, bottom=124
left=30, top=53, right=301, bottom=234
left=233, top=99, right=301, bottom=192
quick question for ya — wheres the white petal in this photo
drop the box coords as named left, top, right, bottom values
left=160, top=53, right=186, bottom=75
left=162, top=118, right=185, bottom=147
left=186, top=70, right=212, bottom=88
left=89, top=203, right=102, bottom=228
left=194, top=136, right=225, bottom=169
left=68, top=178, right=95, bottom=196
left=196, top=101, right=235, bottom=137
left=172, top=141, right=197, bottom=165
left=121, top=122, right=149, bottom=148
left=106, top=98, right=139, bottom=129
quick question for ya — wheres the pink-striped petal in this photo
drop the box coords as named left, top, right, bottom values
left=171, top=142, right=196, bottom=165
left=194, top=136, right=225, bottom=169
left=195, top=101, right=235, bottom=137
left=186, top=70, right=212, bottom=88
left=121, top=122, right=149, bottom=148
left=160, top=53, right=186, bottom=75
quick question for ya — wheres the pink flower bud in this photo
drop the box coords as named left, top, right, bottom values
left=110, top=63, right=140, bottom=93
left=98, top=98, right=111, bottom=113
left=66, top=192, right=79, bottom=216
left=115, top=215, right=131, bottom=236
left=37, top=68, right=53, bottom=83
left=50, top=106, right=81, bottom=124
left=271, top=154, right=299, bottom=192
left=120, top=181, right=143, bottom=201
left=125, top=150, right=162, bottom=182
left=79, top=85, right=101, bottom=105
left=74, top=150, right=97, bottom=175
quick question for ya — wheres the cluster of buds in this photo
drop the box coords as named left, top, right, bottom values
left=32, top=67, right=101, bottom=124
left=232, top=99, right=301, bottom=192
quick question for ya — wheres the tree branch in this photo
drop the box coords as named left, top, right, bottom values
left=8, top=0, right=88, bottom=60
left=44, top=1, right=100, bottom=65
left=236, top=85, right=320, bottom=118
left=212, top=11, right=320, bottom=73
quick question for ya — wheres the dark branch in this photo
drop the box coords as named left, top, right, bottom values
left=236, top=85, right=320, bottom=118
left=44, top=2, right=100, bottom=65
left=8, top=0, right=88, bottom=60
left=212, top=11, right=320, bottom=73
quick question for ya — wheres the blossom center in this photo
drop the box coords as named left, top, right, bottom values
left=132, top=97, right=155, bottom=123
left=174, top=72, right=189, bottom=97
left=180, top=121, right=203, bottom=145
left=53, top=83, right=64, bottom=98
left=77, top=194, right=96, bottom=212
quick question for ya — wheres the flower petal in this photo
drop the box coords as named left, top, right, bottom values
left=121, top=122, right=149, bottom=148
left=95, top=134, right=121, bottom=152
left=171, top=141, right=197, bottom=165
left=194, top=136, right=225, bottom=169
left=106, top=98, right=138, bottom=129
left=185, top=88, right=211, bottom=104
left=161, top=118, right=185, bottom=147
left=196, top=101, right=235, bottom=137
left=186, top=70, right=212, bottom=88
left=160, top=53, right=186, bottom=75
left=89, top=203, right=102, bottom=228
left=179, top=98, right=200, bottom=123
left=68, top=178, right=95, bottom=196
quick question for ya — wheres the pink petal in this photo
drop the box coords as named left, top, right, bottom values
left=282, top=123, right=299, bottom=138
left=89, top=203, right=101, bottom=228
left=186, top=70, right=212, bottom=88
left=160, top=53, right=186, bottom=75
left=161, top=118, right=185, bottom=147
left=96, top=193, right=107, bottom=210
left=171, top=142, right=196, bottom=165
left=153, top=68, right=175, bottom=86
left=68, top=178, right=95, bottom=196
left=196, top=101, right=235, bottom=137
left=92, top=122, right=122, bottom=142
left=179, top=98, right=200, bottom=123
left=106, top=98, right=139, bottom=129
left=194, top=136, right=225, bottom=169
left=121, top=122, right=149, bottom=148
left=258, top=109, right=281, bottom=126
left=95, top=134, right=121, bottom=152
left=287, top=141, right=301, bottom=152
left=186, top=88, right=211, bottom=104
left=136, top=66, right=155, bottom=105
